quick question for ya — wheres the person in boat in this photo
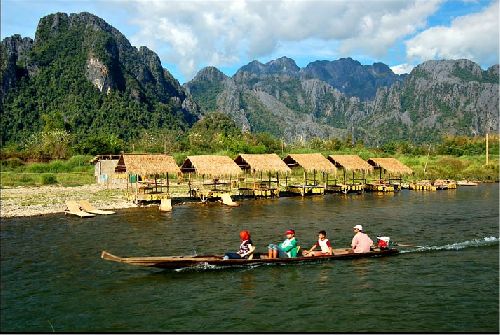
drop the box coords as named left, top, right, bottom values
left=223, top=230, right=255, bottom=260
left=267, top=229, right=299, bottom=258
left=351, top=224, right=373, bottom=253
left=303, top=230, right=333, bottom=257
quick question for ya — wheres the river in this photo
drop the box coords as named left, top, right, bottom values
left=1, top=184, right=498, bottom=332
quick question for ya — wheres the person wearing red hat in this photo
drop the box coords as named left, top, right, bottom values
left=223, top=230, right=255, bottom=260
left=267, top=229, right=299, bottom=259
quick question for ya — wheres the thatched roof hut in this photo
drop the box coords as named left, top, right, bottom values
left=115, top=154, right=180, bottom=175
left=328, top=155, right=373, bottom=173
left=180, top=155, right=242, bottom=177
left=367, top=158, right=413, bottom=175
left=234, top=154, right=291, bottom=174
left=284, top=153, right=336, bottom=174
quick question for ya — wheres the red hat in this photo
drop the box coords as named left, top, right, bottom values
left=239, top=230, right=250, bottom=240
left=285, top=229, right=295, bottom=235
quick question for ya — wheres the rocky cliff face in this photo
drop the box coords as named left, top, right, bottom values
left=1, top=34, right=33, bottom=99
left=360, top=60, right=499, bottom=144
left=302, top=58, right=405, bottom=101
left=186, top=57, right=499, bottom=144
left=1, top=12, right=200, bottom=143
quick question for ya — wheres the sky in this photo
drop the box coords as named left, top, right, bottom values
left=1, top=0, right=499, bottom=84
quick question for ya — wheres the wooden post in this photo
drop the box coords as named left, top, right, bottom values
left=343, top=169, right=346, bottom=185
left=166, top=173, right=170, bottom=194
left=135, top=174, right=138, bottom=203
left=303, top=170, right=307, bottom=196
left=486, top=133, right=489, bottom=166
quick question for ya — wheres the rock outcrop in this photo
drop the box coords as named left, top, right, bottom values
left=186, top=57, right=499, bottom=144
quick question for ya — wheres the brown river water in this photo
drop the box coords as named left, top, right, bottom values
left=1, top=184, right=498, bottom=332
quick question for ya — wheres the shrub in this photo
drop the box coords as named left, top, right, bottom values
left=41, top=174, right=58, bottom=185
left=1, top=158, right=25, bottom=170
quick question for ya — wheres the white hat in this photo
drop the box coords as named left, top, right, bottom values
left=353, top=224, right=363, bottom=231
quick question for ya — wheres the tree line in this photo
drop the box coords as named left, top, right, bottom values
left=1, top=112, right=497, bottom=163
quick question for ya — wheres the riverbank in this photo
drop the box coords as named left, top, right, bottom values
left=0, top=184, right=137, bottom=218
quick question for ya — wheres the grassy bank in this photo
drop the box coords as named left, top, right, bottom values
left=1, top=153, right=497, bottom=188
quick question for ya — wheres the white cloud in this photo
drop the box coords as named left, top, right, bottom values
left=406, top=0, right=499, bottom=66
left=391, top=63, right=415, bottom=74
left=127, top=0, right=442, bottom=80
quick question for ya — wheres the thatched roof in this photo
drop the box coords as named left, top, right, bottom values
left=181, top=155, right=242, bottom=177
left=115, top=154, right=180, bottom=175
left=234, top=154, right=291, bottom=174
left=284, top=153, right=337, bottom=174
left=368, top=157, right=413, bottom=175
left=328, top=155, right=373, bottom=173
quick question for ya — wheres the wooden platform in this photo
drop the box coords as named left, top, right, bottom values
left=190, top=189, right=229, bottom=201
left=238, top=188, right=279, bottom=198
left=409, top=182, right=437, bottom=191
left=286, top=185, right=325, bottom=196
left=127, top=192, right=171, bottom=202
left=326, top=184, right=364, bottom=194
left=365, top=183, right=395, bottom=192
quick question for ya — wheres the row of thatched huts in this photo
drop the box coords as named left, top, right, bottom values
left=92, top=153, right=414, bottom=202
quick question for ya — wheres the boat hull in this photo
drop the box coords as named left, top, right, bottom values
left=101, top=248, right=399, bottom=270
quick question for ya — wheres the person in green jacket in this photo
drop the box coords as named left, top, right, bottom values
left=267, top=229, right=299, bottom=258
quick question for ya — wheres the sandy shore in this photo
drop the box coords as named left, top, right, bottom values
left=1, top=184, right=137, bottom=218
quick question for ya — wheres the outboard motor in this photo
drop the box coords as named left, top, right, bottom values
left=376, top=236, right=391, bottom=250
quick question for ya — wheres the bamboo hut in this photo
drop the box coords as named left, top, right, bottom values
left=115, top=154, right=181, bottom=202
left=283, top=153, right=336, bottom=196
left=180, top=155, right=242, bottom=200
left=327, top=155, right=373, bottom=193
left=366, top=157, right=413, bottom=192
left=234, top=153, right=291, bottom=197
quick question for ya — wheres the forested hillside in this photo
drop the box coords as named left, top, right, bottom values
left=1, top=12, right=200, bottom=152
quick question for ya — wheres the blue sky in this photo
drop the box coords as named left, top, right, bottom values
left=2, top=0, right=498, bottom=83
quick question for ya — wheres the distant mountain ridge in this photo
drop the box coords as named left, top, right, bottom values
left=232, top=56, right=405, bottom=100
left=186, top=57, right=499, bottom=144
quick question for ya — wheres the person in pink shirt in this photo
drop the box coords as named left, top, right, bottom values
left=351, top=224, right=373, bottom=253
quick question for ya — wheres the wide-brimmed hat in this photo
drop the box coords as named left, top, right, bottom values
left=353, top=224, right=363, bottom=231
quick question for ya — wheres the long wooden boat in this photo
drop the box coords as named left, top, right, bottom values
left=101, top=248, right=399, bottom=270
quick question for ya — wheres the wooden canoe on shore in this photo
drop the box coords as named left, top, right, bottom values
left=101, top=248, right=399, bottom=270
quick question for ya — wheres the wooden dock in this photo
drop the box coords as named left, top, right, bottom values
left=326, top=183, right=364, bottom=194
left=365, top=182, right=395, bottom=192
left=285, top=185, right=325, bottom=196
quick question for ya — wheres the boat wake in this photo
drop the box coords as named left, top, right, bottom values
left=400, top=236, right=498, bottom=254
left=173, top=262, right=263, bottom=273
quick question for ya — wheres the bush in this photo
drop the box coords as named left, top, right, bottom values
left=41, top=174, right=58, bottom=185
left=1, top=158, right=25, bottom=170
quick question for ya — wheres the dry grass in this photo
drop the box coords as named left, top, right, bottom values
left=328, top=154, right=373, bottom=173
left=116, top=154, right=180, bottom=175
left=181, top=155, right=242, bottom=177
left=368, top=157, right=413, bottom=175
left=235, top=153, right=291, bottom=174
left=284, top=153, right=337, bottom=174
